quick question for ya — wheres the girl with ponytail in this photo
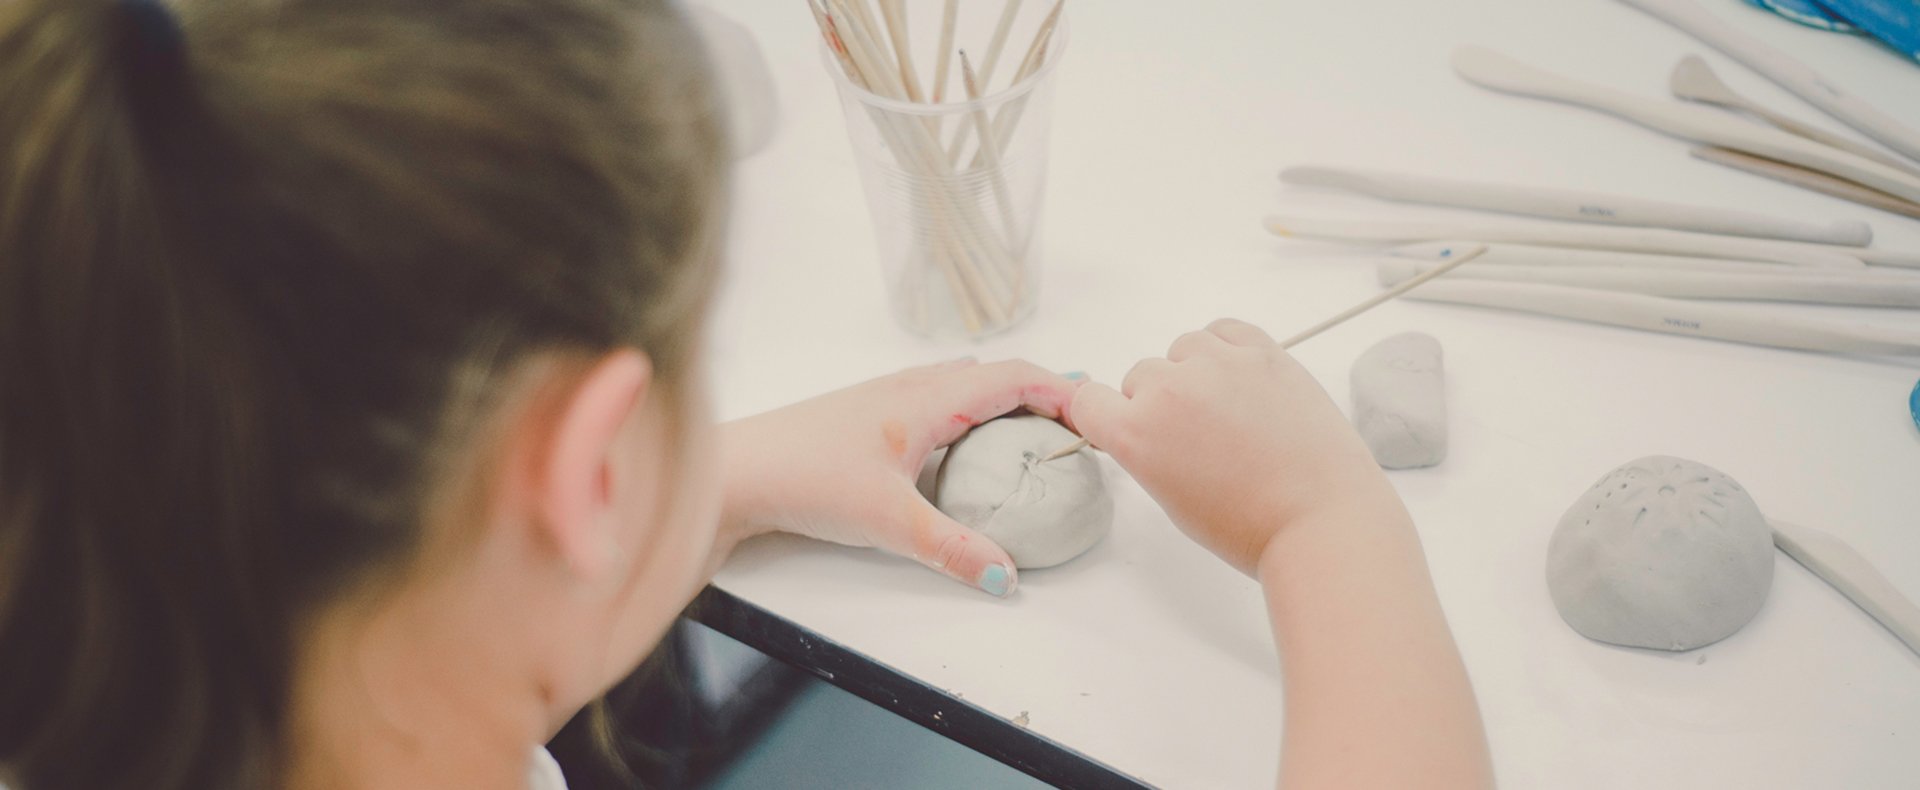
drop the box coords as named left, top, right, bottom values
left=0, top=1, right=1488, bottom=788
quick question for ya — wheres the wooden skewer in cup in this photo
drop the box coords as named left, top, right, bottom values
left=947, top=0, right=1061, bottom=166
left=959, top=50, right=1024, bottom=254
left=931, top=0, right=957, bottom=102
left=812, top=2, right=990, bottom=331
left=977, top=0, right=1025, bottom=89
left=833, top=3, right=1029, bottom=309
left=878, top=0, right=923, bottom=101
left=968, top=0, right=1064, bottom=171
left=1039, top=243, right=1492, bottom=462
left=833, top=0, right=1029, bottom=284
left=814, top=0, right=1027, bottom=332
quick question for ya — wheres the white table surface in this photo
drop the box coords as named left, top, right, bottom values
left=703, top=1, right=1920, bottom=787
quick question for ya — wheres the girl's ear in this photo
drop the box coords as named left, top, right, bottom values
left=534, top=350, right=652, bottom=580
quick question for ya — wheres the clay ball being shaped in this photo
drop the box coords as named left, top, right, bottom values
left=933, top=415, right=1113, bottom=569
left=1547, top=456, right=1774, bottom=652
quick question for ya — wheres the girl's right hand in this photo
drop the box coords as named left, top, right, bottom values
left=1064, top=318, right=1402, bottom=575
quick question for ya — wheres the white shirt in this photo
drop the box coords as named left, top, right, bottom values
left=529, top=746, right=569, bottom=790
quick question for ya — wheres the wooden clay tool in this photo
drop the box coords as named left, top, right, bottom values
left=1619, top=0, right=1920, bottom=164
left=1771, top=519, right=1920, bottom=659
left=1281, top=164, right=1870, bottom=246
left=1378, top=259, right=1920, bottom=308
left=1692, top=146, right=1920, bottom=225
left=1389, top=241, right=1920, bottom=279
left=1397, top=280, right=1920, bottom=355
left=1265, top=212, right=1866, bottom=269
left=1451, top=46, right=1920, bottom=205
left=1038, top=243, right=1492, bottom=462
left=1669, top=56, right=1920, bottom=180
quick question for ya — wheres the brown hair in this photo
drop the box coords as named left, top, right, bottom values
left=0, top=0, right=725, bottom=787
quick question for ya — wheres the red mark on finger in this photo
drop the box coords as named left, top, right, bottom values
left=882, top=419, right=909, bottom=459
left=951, top=413, right=980, bottom=428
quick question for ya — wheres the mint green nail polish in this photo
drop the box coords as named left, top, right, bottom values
left=1062, top=370, right=1087, bottom=381
left=978, top=564, right=1012, bottom=597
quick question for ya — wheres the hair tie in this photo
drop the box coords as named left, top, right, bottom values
left=120, top=0, right=186, bottom=71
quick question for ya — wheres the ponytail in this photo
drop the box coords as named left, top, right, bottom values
left=0, top=1, right=283, bottom=787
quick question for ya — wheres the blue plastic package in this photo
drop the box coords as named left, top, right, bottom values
left=1910, top=376, right=1919, bottom=432
left=1819, top=0, right=1920, bottom=60
left=1745, top=0, right=1860, bottom=31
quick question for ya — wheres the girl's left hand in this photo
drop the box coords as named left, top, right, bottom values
left=716, top=359, right=1085, bottom=597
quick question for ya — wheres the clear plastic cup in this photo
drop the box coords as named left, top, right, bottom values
left=821, top=7, right=1066, bottom=340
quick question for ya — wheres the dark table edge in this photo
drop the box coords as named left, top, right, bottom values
left=684, top=584, right=1155, bottom=790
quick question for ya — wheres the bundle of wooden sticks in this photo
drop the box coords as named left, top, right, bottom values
left=807, top=0, right=1064, bottom=337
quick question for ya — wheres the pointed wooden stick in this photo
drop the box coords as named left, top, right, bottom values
left=1693, top=146, right=1920, bottom=224
left=951, top=0, right=1063, bottom=166
left=813, top=1, right=1022, bottom=331
left=1041, top=244, right=1491, bottom=461
left=843, top=0, right=888, bottom=66
left=972, top=0, right=1063, bottom=169
left=827, top=0, right=905, bottom=98
left=960, top=51, right=1023, bottom=246
left=978, top=0, right=1025, bottom=88
left=932, top=0, right=958, bottom=103
left=1038, top=437, right=1092, bottom=462
left=878, top=0, right=923, bottom=102
left=815, top=3, right=987, bottom=330
left=945, top=0, right=1029, bottom=164
left=1278, top=243, right=1488, bottom=346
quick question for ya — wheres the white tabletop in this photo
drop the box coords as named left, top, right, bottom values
left=704, top=1, right=1920, bottom=787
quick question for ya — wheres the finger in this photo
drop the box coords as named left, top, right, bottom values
left=1167, top=329, right=1230, bottom=362
left=1206, top=318, right=1276, bottom=347
left=1063, top=381, right=1129, bottom=451
left=925, top=360, right=1080, bottom=448
left=1121, top=357, right=1176, bottom=398
left=875, top=496, right=1019, bottom=597
left=932, top=355, right=979, bottom=371
left=903, top=356, right=978, bottom=378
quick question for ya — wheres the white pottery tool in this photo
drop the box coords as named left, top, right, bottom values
left=1389, top=241, right=1920, bottom=280
left=1771, top=520, right=1920, bottom=659
left=1379, top=260, right=1920, bottom=308
left=1397, top=279, right=1920, bottom=355
left=1281, top=164, right=1869, bottom=246
left=1669, top=56, right=1920, bottom=179
left=1266, top=212, right=1865, bottom=269
left=1451, top=46, right=1920, bottom=205
left=1620, top=0, right=1920, bottom=165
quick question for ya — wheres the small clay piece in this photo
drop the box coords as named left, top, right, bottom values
left=933, top=415, right=1113, bottom=569
left=1350, top=332, right=1448, bottom=469
left=1547, top=456, right=1774, bottom=651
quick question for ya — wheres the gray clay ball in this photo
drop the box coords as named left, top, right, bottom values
left=1546, top=456, right=1774, bottom=652
left=933, top=415, right=1113, bottom=569
left=1351, top=331, right=1448, bottom=469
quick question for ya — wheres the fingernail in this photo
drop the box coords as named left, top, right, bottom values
left=1061, top=370, right=1087, bottom=381
left=977, top=563, right=1014, bottom=597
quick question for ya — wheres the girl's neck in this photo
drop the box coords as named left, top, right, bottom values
left=283, top=586, right=553, bottom=790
